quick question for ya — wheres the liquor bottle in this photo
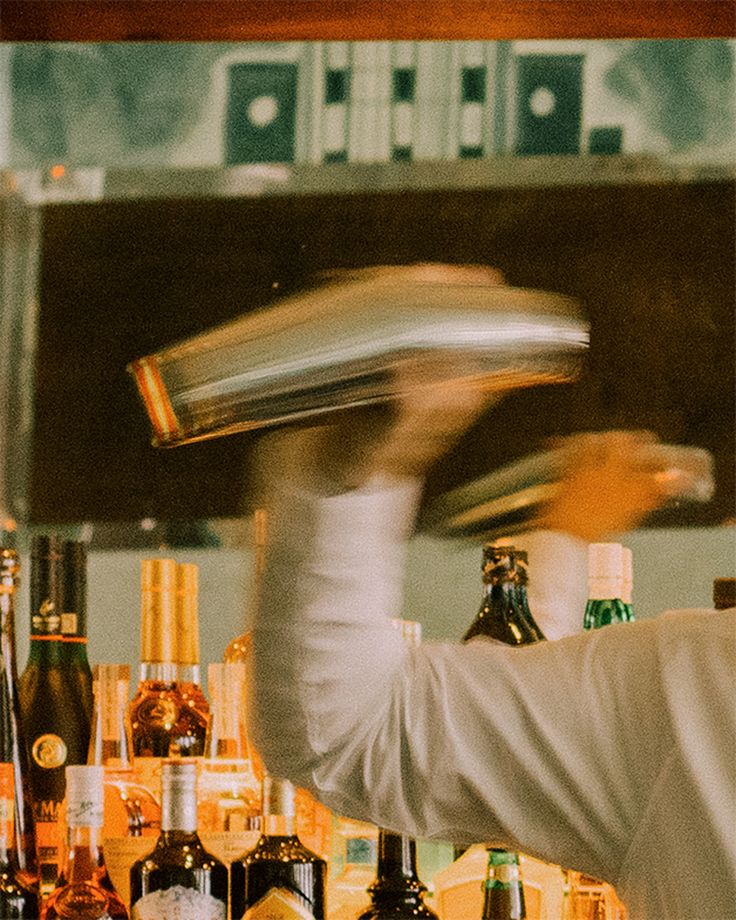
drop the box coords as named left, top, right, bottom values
left=89, top=663, right=161, bottom=908
left=482, top=848, right=526, bottom=920
left=230, top=776, right=327, bottom=920
left=357, top=829, right=439, bottom=920
left=43, top=765, right=129, bottom=919
left=197, top=662, right=262, bottom=866
left=0, top=762, right=40, bottom=918
left=130, top=760, right=228, bottom=920
left=89, top=663, right=161, bottom=838
left=128, top=560, right=209, bottom=799
left=462, top=545, right=545, bottom=644
left=19, top=535, right=94, bottom=897
left=582, top=544, right=632, bottom=629
left=0, top=547, right=38, bottom=887
left=173, top=563, right=210, bottom=752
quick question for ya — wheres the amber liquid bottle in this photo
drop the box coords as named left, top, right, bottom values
left=230, top=776, right=327, bottom=920
left=0, top=762, right=40, bottom=918
left=43, top=765, right=129, bottom=920
left=0, top=548, right=37, bottom=888
left=483, top=849, right=526, bottom=920
left=130, top=760, right=228, bottom=920
left=19, top=536, right=94, bottom=897
left=128, top=560, right=209, bottom=801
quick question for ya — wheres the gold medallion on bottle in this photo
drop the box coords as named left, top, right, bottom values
left=31, top=733, right=68, bottom=769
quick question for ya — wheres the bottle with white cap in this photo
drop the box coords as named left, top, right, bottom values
left=583, top=543, right=632, bottom=630
left=43, top=764, right=129, bottom=919
left=130, top=760, right=228, bottom=920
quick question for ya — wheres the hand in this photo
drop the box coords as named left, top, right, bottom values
left=539, top=430, right=713, bottom=542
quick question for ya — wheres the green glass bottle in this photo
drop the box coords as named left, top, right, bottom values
left=583, top=543, right=632, bottom=630
left=482, top=848, right=526, bottom=920
left=463, top=546, right=545, bottom=644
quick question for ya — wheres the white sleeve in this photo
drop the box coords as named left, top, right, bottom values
left=250, top=477, right=734, bottom=891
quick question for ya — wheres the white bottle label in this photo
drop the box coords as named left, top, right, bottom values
left=133, top=886, right=226, bottom=920
left=242, top=888, right=316, bottom=919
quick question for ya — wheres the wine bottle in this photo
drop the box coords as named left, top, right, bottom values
left=230, top=776, right=327, bottom=920
left=357, top=829, right=439, bottom=920
left=0, top=547, right=37, bottom=888
left=130, top=760, right=228, bottom=920
left=0, top=762, right=40, bottom=918
left=482, top=848, right=526, bottom=920
left=462, top=545, right=545, bottom=644
left=582, top=543, right=631, bottom=630
left=197, top=662, right=261, bottom=866
left=43, top=765, right=129, bottom=919
left=128, top=560, right=208, bottom=801
left=19, top=535, right=94, bottom=897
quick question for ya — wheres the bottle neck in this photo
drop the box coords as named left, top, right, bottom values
left=370, top=829, right=425, bottom=900
left=176, top=663, right=201, bottom=686
left=0, top=587, right=20, bottom=680
left=161, top=780, right=198, bottom=833
left=139, top=661, right=178, bottom=684
left=27, top=635, right=90, bottom=665
left=63, top=825, right=105, bottom=882
left=262, top=813, right=295, bottom=837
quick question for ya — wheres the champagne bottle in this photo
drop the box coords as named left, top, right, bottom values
left=0, top=548, right=37, bottom=887
left=0, top=762, right=40, bottom=918
left=230, top=776, right=327, bottom=920
left=462, top=545, right=545, bottom=644
left=128, top=560, right=209, bottom=801
left=43, top=765, right=129, bottom=919
left=19, top=535, right=94, bottom=896
left=482, top=848, right=526, bottom=920
left=582, top=543, right=631, bottom=629
left=130, top=760, right=228, bottom=920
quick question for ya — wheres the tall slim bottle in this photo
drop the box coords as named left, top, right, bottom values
left=230, top=776, right=327, bottom=920
left=19, top=536, right=94, bottom=896
left=43, top=765, right=129, bottom=920
left=0, top=762, right=40, bottom=918
left=0, top=548, right=37, bottom=887
left=173, top=563, right=210, bottom=753
left=130, top=760, right=228, bottom=920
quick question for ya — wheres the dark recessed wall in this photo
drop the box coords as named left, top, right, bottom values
left=30, top=179, right=735, bottom=526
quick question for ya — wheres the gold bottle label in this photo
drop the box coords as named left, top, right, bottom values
left=104, top=835, right=156, bottom=907
left=32, top=733, right=68, bottom=769
left=242, top=889, right=316, bottom=920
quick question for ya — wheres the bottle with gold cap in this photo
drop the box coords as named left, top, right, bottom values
left=127, top=559, right=209, bottom=800
left=173, top=562, right=209, bottom=750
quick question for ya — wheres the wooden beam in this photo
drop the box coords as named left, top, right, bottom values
left=1, top=1, right=734, bottom=42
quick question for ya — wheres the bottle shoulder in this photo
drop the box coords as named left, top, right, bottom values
left=239, top=835, right=327, bottom=866
left=44, top=879, right=129, bottom=919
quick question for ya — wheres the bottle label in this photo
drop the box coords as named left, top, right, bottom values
left=242, top=889, right=316, bottom=919
left=200, top=830, right=261, bottom=865
left=31, top=733, right=68, bottom=769
left=32, top=598, right=61, bottom=634
left=132, top=885, right=226, bottom=920
left=60, top=612, right=78, bottom=635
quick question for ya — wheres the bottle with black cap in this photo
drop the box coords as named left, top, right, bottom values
left=18, top=535, right=93, bottom=897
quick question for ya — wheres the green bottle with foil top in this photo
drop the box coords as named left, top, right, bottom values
left=482, top=848, right=526, bottom=920
left=583, top=543, right=633, bottom=630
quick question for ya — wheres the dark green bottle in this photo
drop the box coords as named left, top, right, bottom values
left=463, top=545, right=545, bottom=644
left=482, top=848, right=526, bottom=920
left=583, top=543, right=632, bottom=630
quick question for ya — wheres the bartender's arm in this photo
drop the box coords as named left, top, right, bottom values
left=249, top=377, right=734, bottom=911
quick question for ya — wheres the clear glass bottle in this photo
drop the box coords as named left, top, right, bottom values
left=130, top=760, right=228, bottom=920
left=0, top=762, right=40, bottom=918
left=230, top=776, right=327, bottom=920
left=43, top=765, right=129, bottom=919
left=582, top=544, right=632, bottom=629
left=19, top=535, right=94, bottom=897
left=128, top=560, right=209, bottom=801
left=0, top=547, right=38, bottom=888
left=482, top=848, right=526, bottom=920
left=197, top=662, right=262, bottom=866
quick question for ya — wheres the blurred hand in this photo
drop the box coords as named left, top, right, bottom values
left=539, top=430, right=714, bottom=542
